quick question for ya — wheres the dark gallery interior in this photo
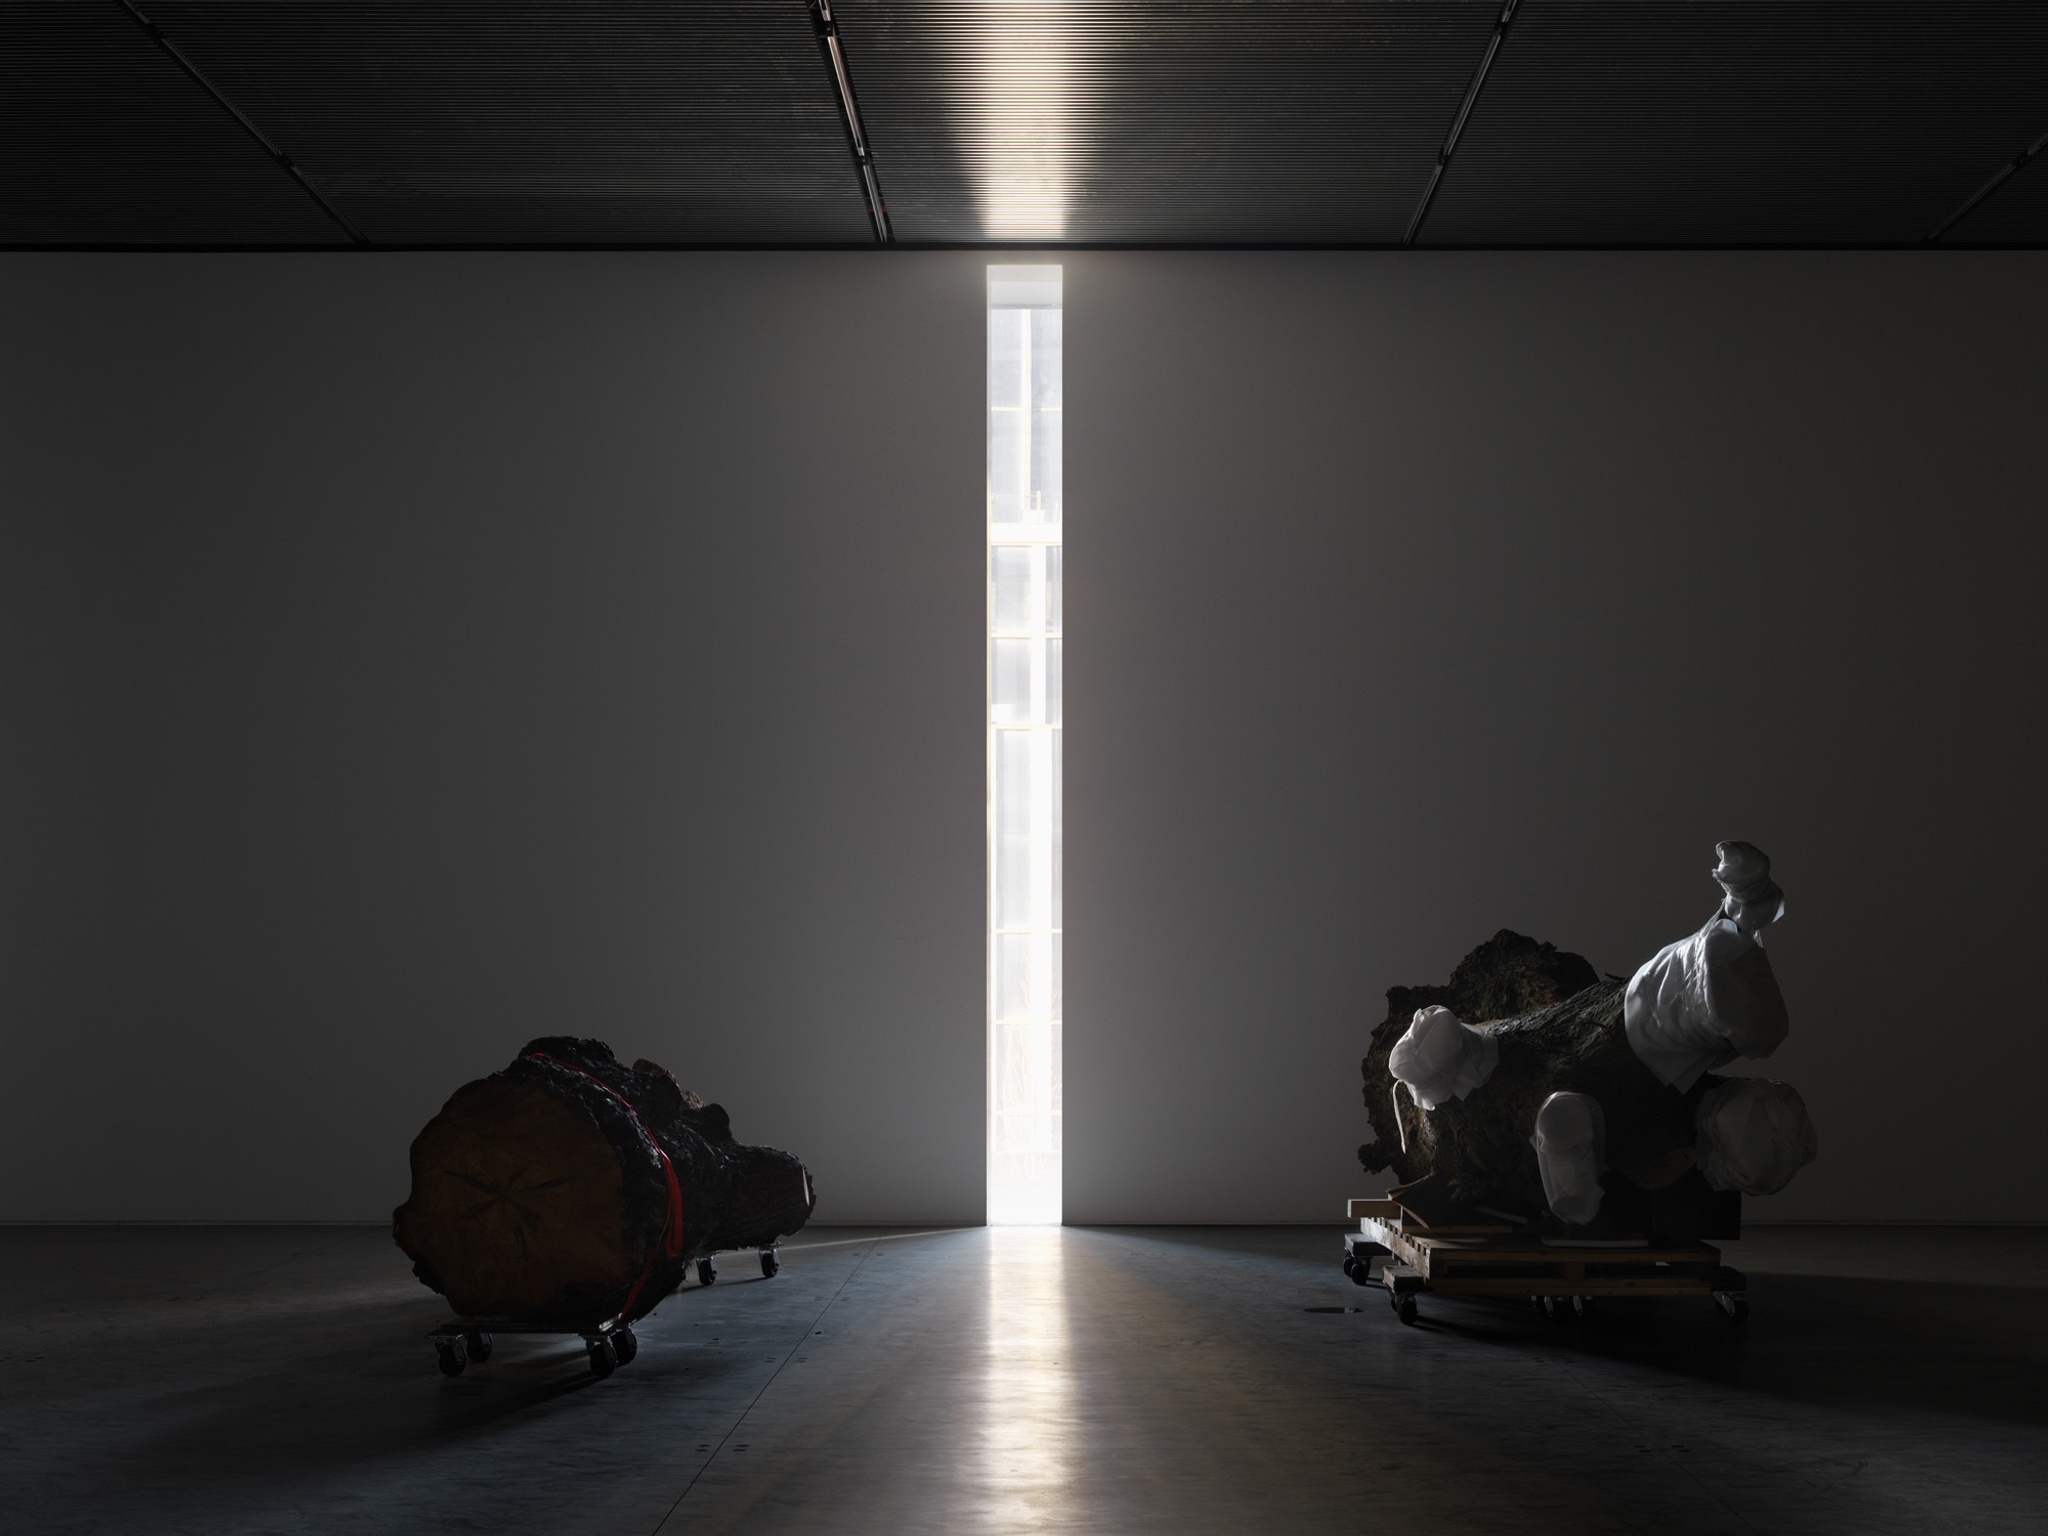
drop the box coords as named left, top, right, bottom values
left=4, top=4, right=2046, bottom=1533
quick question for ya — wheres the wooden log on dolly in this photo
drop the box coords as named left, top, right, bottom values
left=393, top=1037, right=815, bottom=1328
left=1358, top=931, right=1738, bottom=1239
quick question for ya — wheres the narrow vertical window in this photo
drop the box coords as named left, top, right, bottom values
left=988, top=266, right=1062, bottom=1226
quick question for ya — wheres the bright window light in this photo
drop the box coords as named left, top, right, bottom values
left=988, top=265, right=1062, bottom=1226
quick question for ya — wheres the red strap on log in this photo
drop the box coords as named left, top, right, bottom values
left=520, top=1050, right=686, bottom=1277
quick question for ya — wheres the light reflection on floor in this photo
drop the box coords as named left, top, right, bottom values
left=10, top=1226, right=2048, bottom=1535
left=978, top=1227, right=1074, bottom=1530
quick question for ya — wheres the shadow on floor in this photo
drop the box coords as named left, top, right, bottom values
left=1080, top=1224, right=2048, bottom=1430
left=1351, top=1270, right=2048, bottom=1428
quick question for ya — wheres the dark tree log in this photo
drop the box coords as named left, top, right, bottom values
left=393, top=1037, right=814, bottom=1327
left=1359, top=931, right=1734, bottom=1237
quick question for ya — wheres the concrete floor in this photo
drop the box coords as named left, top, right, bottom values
left=2, top=1224, right=2044, bottom=1535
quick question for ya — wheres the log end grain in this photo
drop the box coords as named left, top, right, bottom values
left=392, top=1076, right=637, bottom=1320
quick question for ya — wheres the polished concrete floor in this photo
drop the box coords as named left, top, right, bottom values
left=2, top=1223, right=2044, bottom=1535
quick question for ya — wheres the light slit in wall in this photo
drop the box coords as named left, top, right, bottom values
left=988, top=265, right=1063, bottom=1227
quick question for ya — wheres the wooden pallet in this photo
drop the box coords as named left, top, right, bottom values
left=1342, top=1196, right=1747, bottom=1322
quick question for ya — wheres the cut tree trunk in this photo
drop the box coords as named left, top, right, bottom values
left=392, top=1037, right=814, bottom=1327
left=1359, top=931, right=1736, bottom=1239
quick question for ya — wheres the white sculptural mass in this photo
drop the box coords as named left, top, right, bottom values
left=1696, top=1076, right=1818, bottom=1196
left=1531, top=1091, right=1607, bottom=1226
left=1367, top=843, right=1818, bottom=1230
left=1623, top=840, right=1791, bottom=1092
left=1389, top=1004, right=1499, bottom=1109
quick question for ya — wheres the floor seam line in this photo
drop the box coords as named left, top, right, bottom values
left=648, top=1240, right=878, bottom=1535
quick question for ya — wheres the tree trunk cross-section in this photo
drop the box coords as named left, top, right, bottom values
left=393, top=1037, right=815, bottom=1328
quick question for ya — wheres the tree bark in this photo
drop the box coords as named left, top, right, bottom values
left=1359, top=931, right=1736, bottom=1238
left=393, top=1037, right=814, bottom=1327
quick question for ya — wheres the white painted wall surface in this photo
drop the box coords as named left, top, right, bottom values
left=1064, top=251, right=2048, bottom=1223
left=4, top=250, right=2044, bottom=1222
left=0, top=252, right=989, bottom=1223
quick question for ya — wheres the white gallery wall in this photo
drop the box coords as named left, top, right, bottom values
left=3, top=248, right=2044, bottom=1223
left=0, top=252, right=990, bottom=1223
left=1064, top=250, right=2048, bottom=1224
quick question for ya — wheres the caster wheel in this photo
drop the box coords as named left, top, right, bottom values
left=1349, top=1261, right=1374, bottom=1288
left=1390, top=1292, right=1418, bottom=1325
left=464, top=1330, right=493, bottom=1364
left=697, top=1257, right=718, bottom=1287
left=1341, top=1256, right=1359, bottom=1281
left=760, top=1248, right=780, bottom=1279
left=611, top=1328, right=639, bottom=1366
left=587, top=1336, right=618, bottom=1379
left=1571, top=1296, right=1592, bottom=1322
left=1715, top=1293, right=1749, bottom=1323
left=435, top=1339, right=467, bottom=1377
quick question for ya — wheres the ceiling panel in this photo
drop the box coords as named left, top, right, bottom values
left=0, top=3, right=346, bottom=246
left=141, top=0, right=875, bottom=244
left=837, top=0, right=1501, bottom=243
left=1421, top=1, right=2048, bottom=246
left=1944, top=147, right=2048, bottom=245
left=6, top=1, right=2046, bottom=250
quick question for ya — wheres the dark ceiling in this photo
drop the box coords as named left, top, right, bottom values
left=7, top=1, right=2045, bottom=249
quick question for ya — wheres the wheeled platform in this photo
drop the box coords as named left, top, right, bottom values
left=690, top=1243, right=782, bottom=1288
left=425, top=1244, right=782, bottom=1378
left=428, top=1315, right=642, bottom=1379
left=1341, top=1196, right=1746, bottom=1326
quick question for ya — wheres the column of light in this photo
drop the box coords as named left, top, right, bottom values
left=988, top=265, right=1062, bottom=1226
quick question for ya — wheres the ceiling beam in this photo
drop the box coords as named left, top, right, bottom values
left=113, top=0, right=366, bottom=246
left=1928, top=127, right=2048, bottom=243
left=809, top=0, right=892, bottom=243
left=1405, top=0, right=1521, bottom=247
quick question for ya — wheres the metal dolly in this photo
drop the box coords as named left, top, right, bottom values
left=690, top=1242, right=784, bottom=1287
left=425, top=1244, right=782, bottom=1378
left=427, top=1315, right=639, bottom=1379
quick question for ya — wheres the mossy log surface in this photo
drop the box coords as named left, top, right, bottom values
left=393, top=1037, right=814, bottom=1328
left=1360, top=932, right=1723, bottom=1231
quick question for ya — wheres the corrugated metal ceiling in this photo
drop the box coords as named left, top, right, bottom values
left=2, top=1, right=2043, bottom=247
left=1943, top=135, right=2048, bottom=245
left=1420, top=1, right=2048, bottom=246
left=838, top=0, right=1501, bottom=244
left=2, top=4, right=346, bottom=246
left=137, top=0, right=877, bottom=244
